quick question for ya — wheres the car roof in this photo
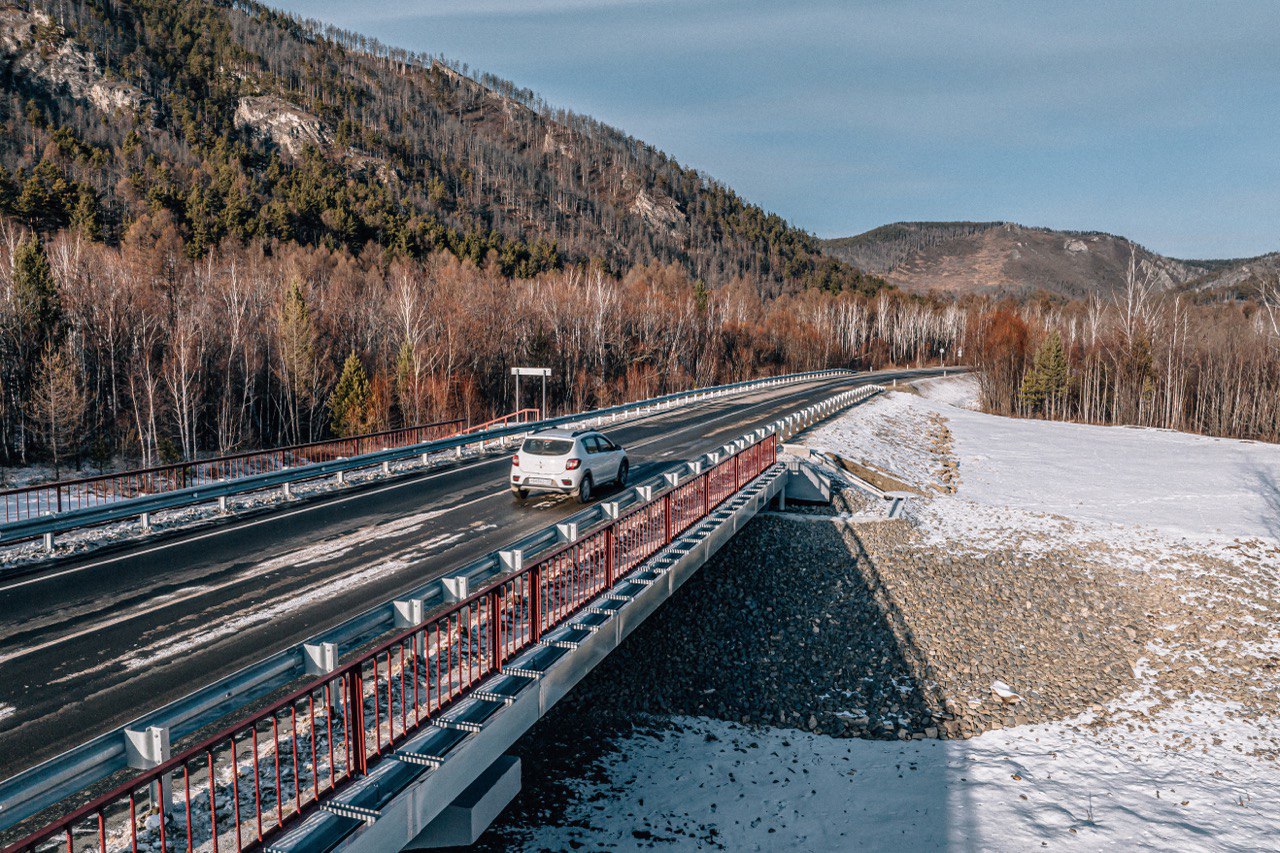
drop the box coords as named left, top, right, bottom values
left=527, top=428, right=589, bottom=440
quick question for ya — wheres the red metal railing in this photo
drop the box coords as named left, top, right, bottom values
left=0, top=421, right=467, bottom=525
left=2, top=433, right=777, bottom=853
left=460, top=408, right=541, bottom=435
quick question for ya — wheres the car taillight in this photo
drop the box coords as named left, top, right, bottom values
left=512, top=454, right=519, bottom=467
left=565, top=458, right=581, bottom=470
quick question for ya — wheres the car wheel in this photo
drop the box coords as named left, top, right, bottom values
left=511, top=487, right=528, bottom=500
left=576, top=474, right=593, bottom=504
left=616, top=460, right=629, bottom=487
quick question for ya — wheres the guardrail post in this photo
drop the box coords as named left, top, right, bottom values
left=382, top=461, right=391, bottom=474
left=218, top=495, right=228, bottom=513
left=124, top=725, right=172, bottom=813
left=282, top=481, right=293, bottom=499
left=336, top=470, right=346, bottom=486
left=139, top=512, right=150, bottom=530
left=393, top=599, right=425, bottom=628
left=303, top=641, right=338, bottom=675
left=42, top=531, right=53, bottom=551
left=394, top=599, right=427, bottom=656
left=443, top=576, right=469, bottom=602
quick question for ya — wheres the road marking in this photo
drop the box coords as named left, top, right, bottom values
left=0, top=468, right=507, bottom=595
left=0, top=383, right=839, bottom=652
left=0, top=373, right=900, bottom=596
left=0, top=489, right=507, bottom=662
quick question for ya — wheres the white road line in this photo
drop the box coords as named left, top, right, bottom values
left=0, top=378, right=852, bottom=595
left=0, top=491, right=505, bottom=662
left=0, top=466, right=507, bottom=594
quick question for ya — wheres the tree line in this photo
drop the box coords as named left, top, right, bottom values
left=0, top=221, right=960, bottom=475
left=970, top=257, right=1280, bottom=442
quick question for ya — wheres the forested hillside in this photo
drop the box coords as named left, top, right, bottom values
left=0, top=0, right=924, bottom=472
left=0, top=0, right=1271, bottom=474
left=0, top=0, right=879, bottom=293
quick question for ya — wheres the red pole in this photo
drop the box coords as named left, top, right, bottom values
left=348, top=669, right=367, bottom=776
left=530, top=565, right=542, bottom=642
left=605, top=526, right=615, bottom=587
left=490, top=591, right=503, bottom=671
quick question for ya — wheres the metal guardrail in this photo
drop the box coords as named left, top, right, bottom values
left=0, top=420, right=468, bottom=525
left=0, top=370, right=854, bottom=547
left=0, top=379, right=878, bottom=851
left=1, top=434, right=781, bottom=853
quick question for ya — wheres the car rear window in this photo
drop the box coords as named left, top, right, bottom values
left=521, top=438, right=574, bottom=456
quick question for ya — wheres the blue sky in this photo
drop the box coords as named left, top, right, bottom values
left=273, top=0, right=1279, bottom=259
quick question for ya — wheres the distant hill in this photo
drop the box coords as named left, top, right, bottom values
left=0, top=0, right=881, bottom=294
left=822, top=222, right=1278, bottom=299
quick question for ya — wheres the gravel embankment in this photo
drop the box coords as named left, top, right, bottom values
left=475, top=504, right=1171, bottom=848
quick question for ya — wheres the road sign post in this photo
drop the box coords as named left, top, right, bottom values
left=511, top=367, right=551, bottom=419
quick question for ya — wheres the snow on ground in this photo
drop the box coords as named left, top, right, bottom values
left=0, top=445, right=494, bottom=570
left=526, top=708, right=1277, bottom=852
left=517, top=376, right=1280, bottom=851
left=808, top=374, right=1280, bottom=543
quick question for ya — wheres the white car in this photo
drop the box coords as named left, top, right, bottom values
left=510, top=429, right=629, bottom=502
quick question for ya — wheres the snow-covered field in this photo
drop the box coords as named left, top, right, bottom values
left=525, top=706, right=1276, bottom=852
left=812, top=374, right=1280, bottom=542
left=519, top=376, right=1280, bottom=851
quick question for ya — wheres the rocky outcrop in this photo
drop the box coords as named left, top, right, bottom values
left=233, top=95, right=330, bottom=159
left=541, top=126, right=576, bottom=160
left=0, top=7, right=148, bottom=116
left=631, top=186, right=686, bottom=235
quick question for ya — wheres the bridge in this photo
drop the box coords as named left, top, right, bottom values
left=0, top=368, right=939, bottom=853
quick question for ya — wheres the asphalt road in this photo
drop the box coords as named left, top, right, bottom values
left=0, top=370, right=938, bottom=780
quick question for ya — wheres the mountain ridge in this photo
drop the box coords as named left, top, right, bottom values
left=822, top=221, right=1278, bottom=299
left=0, top=0, right=882, bottom=294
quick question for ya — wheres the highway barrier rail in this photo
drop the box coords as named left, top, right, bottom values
left=0, top=369, right=855, bottom=548
left=1, top=431, right=783, bottom=853
left=0, top=419, right=467, bottom=525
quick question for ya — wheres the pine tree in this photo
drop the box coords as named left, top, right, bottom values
left=329, top=351, right=374, bottom=438
left=275, top=278, right=320, bottom=443
left=69, top=187, right=102, bottom=241
left=1020, top=331, right=1069, bottom=417
left=1038, top=330, right=1069, bottom=417
left=13, top=235, right=62, bottom=345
